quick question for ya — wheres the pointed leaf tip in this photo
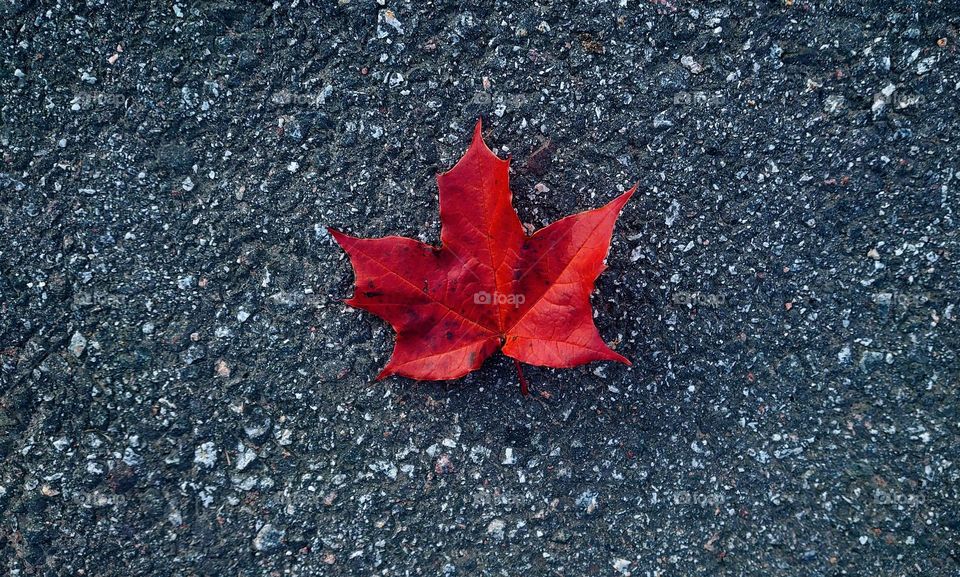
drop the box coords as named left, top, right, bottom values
left=617, top=183, right=638, bottom=205
left=327, top=227, right=353, bottom=248
left=472, top=118, right=483, bottom=141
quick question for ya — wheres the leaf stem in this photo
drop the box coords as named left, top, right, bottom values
left=514, top=359, right=529, bottom=396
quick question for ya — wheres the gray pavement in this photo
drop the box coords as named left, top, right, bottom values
left=1, top=1, right=958, bottom=575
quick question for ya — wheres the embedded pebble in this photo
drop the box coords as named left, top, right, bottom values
left=194, top=442, right=217, bottom=467
left=253, top=524, right=285, bottom=552
left=68, top=332, right=87, bottom=357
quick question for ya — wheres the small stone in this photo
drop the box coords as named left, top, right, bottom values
left=235, top=444, right=257, bottom=471
left=873, top=292, right=893, bottom=307
left=680, top=55, right=703, bottom=74
left=823, top=94, right=845, bottom=113
left=837, top=345, right=851, bottom=364
left=123, top=447, right=143, bottom=466
left=576, top=490, right=599, bottom=514
left=469, top=445, right=491, bottom=463
left=69, top=331, right=87, bottom=357
left=867, top=248, right=880, bottom=260
left=194, top=442, right=217, bottom=467
left=613, top=558, right=632, bottom=575
left=237, top=309, right=251, bottom=323
left=244, top=418, right=271, bottom=439
left=181, top=177, right=195, bottom=191
left=275, top=429, right=293, bottom=446
left=142, top=322, right=155, bottom=335
left=434, top=454, right=455, bottom=475
left=859, top=351, right=885, bottom=373
left=486, top=518, right=506, bottom=541
left=215, top=359, right=231, bottom=378
left=665, top=199, right=681, bottom=227
left=652, top=111, right=673, bottom=129
left=369, top=460, right=398, bottom=480
left=377, top=9, right=404, bottom=36
left=180, top=344, right=206, bottom=365
left=253, top=524, right=285, bottom=552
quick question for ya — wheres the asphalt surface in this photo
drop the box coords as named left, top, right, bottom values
left=2, top=1, right=959, bottom=575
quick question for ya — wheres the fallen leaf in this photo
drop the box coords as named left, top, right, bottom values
left=329, top=120, right=634, bottom=386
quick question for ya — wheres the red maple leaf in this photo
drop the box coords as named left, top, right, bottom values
left=329, top=120, right=634, bottom=392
